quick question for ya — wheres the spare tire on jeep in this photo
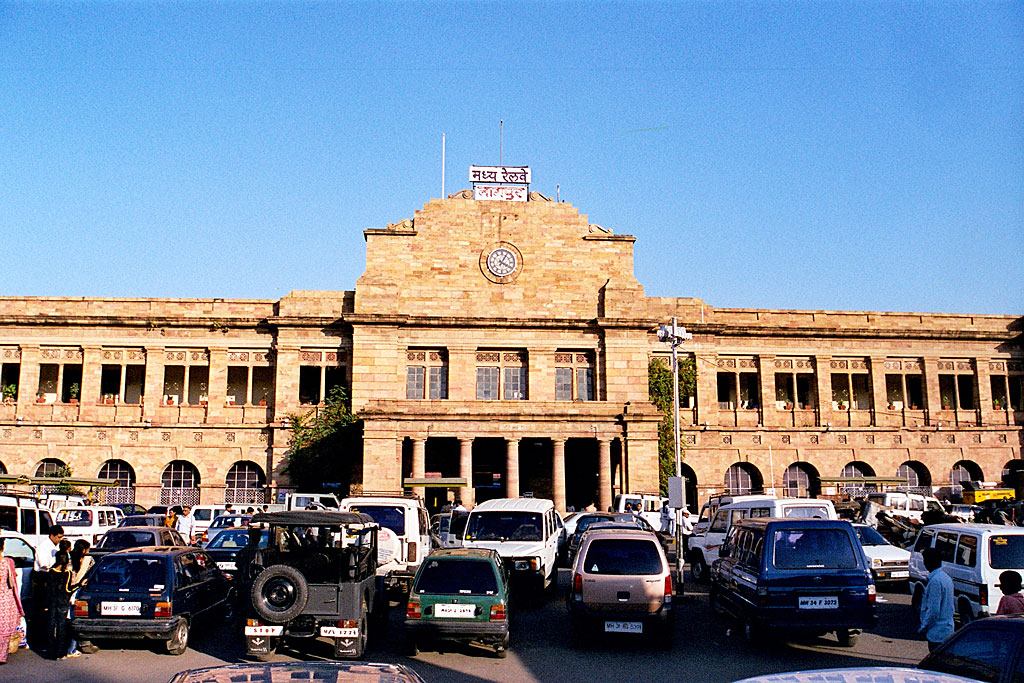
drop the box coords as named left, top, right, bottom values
left=377, top=526, right=400, bottom=567
left=251, top=564, right=309, bottom=623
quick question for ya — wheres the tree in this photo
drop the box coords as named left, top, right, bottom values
left=284, top=385, right=361, bottom=492
left=648, top=356, right=696, bottom=495
left=51, top=464, right=84, bottom=496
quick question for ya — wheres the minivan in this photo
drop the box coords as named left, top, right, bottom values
left=689, top=497, right=838, bottom=581
left=908, top=523, right=1024, bottom=624
left=866, top=492, right=947, bottom=524
left=56, top=505, right=125, bottom=545
left=613, top=492, right=668, bottom=531
left=461, top=498, right=565, bottom=593
left=710, top=518, right=876, bottom=646
left=0, top=492, right=56, bottom=548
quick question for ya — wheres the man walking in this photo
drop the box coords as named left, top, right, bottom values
left=680, top=509, right=694, bottom=556
left=919, top=547, right=954, bottom=651
left=175, top=505, right=196, bottom=545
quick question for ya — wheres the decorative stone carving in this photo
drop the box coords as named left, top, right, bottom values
left=226, top=432, right=235, bottom=443
left=1, top=429, right=9, bottom=439
left=97, top=431, right=107, bottom=440
left=1, top=348, right=21, bottom=360
left=683, top=434, right=695, bottom=445
left=259, top=431, right=269, bottom=443
left=193, top=432, right=203, bottom=442
left=972, top=434, right=981, bottom=443
left=921, top=434, right=929, bottom=443
left=894, top=434, right=902, bottom=444
left=407, top=352, right=426, bottom=362
left=838, top=434, right=847, bottom=444
left=386, top=218, right=414, bottom=231
left=781, top=435, right=791, bottom=444
left=65, top=430, right=73, bottom=440
left=752, top=435, right=761, bottom=444
left=722, top=435, right=732, bottom=445
left=301, top=351, right=322, bottom=362
left=588, top=223, right=611, bottom=234
left=447, top=189, right=473, bottom=199
left=865, top=434, right=874, bottom=444
left=477, top=352, right=500, bottom=363
left=809, top=435, right=819, bottom=444
left=228, top=352, right=250, bottom=362
left=529, top=191, right=552, bottom=202
left=129, top=432, right=138, bottom=442
left=162, top=432, right=171, bottom=442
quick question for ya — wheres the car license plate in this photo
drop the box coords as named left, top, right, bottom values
left=245, top=625, right=283, bottom=636
left=216, top=561, right=236, bottom=571
left=435, top=603, right=476, bottom=618
left=101, top=601, right=141, bottom=616
left=798, top=596, right=839, bottom=609
left=891, top=570, right=909, bottom=578
left=605, top=621, right=642, bottom=633
left=321, top=626, right=360, bottom=638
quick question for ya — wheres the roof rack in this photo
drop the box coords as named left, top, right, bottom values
left=352, top=491, right=423, bottom=501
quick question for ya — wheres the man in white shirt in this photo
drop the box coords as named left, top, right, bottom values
left=175, top=506, right=196, bottom=545
left=33, top=525, right=64, bottom=572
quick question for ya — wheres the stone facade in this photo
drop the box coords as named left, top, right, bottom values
left=0, top=192, right=1020, bottom=512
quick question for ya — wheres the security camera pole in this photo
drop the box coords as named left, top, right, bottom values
left=657, top=318, right=692, bottom=586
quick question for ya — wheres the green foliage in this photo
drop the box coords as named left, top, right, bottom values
left=1, top=384, right=15, bottom=401
left=649, top=357, right=696, bottom=495
left=284, top=385, right=361, bottom=492
left=69, top=383, right=80, bottom=400
left=52, top=464, right=84, bottom=496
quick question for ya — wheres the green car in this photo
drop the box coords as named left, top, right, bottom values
left=404, top=548, right=511, bottom=658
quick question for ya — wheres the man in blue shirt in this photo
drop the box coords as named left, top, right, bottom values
left=919, top=547, right=954, bottom=651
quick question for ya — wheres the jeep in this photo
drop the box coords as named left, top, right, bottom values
left=239, top=510, right=382, bottom=661
left=340, top=494, right=432, bottom=595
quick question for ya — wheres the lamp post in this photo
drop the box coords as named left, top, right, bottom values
left=657, top=318, right=692, bottom=583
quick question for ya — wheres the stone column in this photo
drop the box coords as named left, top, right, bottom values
left=757, top=355, right=776, bottom=426
left=206, top=347, right=228, bottom=422
left=598, top=439, right=612, bottom=513
left=411, top=437, right=426, bottom=497
left=695, top=352, right=718, bottom=428
left=15, top=345, right=40, bottom=415
left=458, top=437, right=474, bottom=507
left=552, top=439, right=566, bottom=513
left=143, top=346, right=165, bottom=420
left=869, top=356, right=888, bottom=427
left=78, top=346, right=104, bottom=422
left=505, top=438, right=520, bottom=499
left=974, top=358, right=993, bottom=426
left=921, top=357, right=943, bottom=425
left=814, top=355, right=834, bottom=427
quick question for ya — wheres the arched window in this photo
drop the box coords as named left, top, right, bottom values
left=724, top=463, right=762, bottom=495
left=98, top=459, right=136, bottom=487
left=226, top=462, right=265, bottom=489
left=897, top=461, right=931, bottom=489
left=161, top=461, right=200, bottom=489
left=783, top=463, right=820, bottom=498
left=0, top=460, right=6, bottom=475
left=841, top=461, right=874, bottom=479
left=950, top=461, right=982, bottom=489
left=840, top=461, right=876, bottom=493
left=35, top=458, right=66, bottom=478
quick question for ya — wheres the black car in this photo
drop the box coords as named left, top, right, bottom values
left=919, top=614, right=1024, bottom=682
left=93, top=526, right=187, bottom=560
left=204, top=526, right=268, bottom=576
left=72, top=546, right=235, bottom=655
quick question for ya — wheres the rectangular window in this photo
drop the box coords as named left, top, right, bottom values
left=252, top=366, right=273, bottom=405
left=775, top=373, right=794, bottom=407
left=738, top=373, right=759, bottom=409
left=906, top=375, right=924, bottom=409
left=852, top=374, right=871, bottom=410
left=504, top=367, right=527, bottom=400
left=554, top=351, right=596, bottom=401
left=60, top=364, right=83, bottom=403
left=939, top=375, right=957, bottom=409
left=718, top=373, right=736, bottom=409
left=1010, top=375, right=1024, bottom=411
left=406, top=366, right=425, bottom=399
left=795, top=374, right=815, bottom=409
left=163, top=366, right=185, bottom=405
left=831, top=373, right=850, bottom=407
left=428, top=366, right=448, bottom=400
left=100, top=365, right=122, bottom=401
left=124, top=365, right=144, bottom=404
left=187, top=366, right=209, bottom=405
left=226, top=366, right=248, bottom=405
left=299, top=366, right=321, bottom=405
left=957, top=374, right=975, bottom=410
left=38, top=364, right=59, bottom=402
left=885, top=374, right=904, bottom=408
left=476, top=367, right=499, bottom=400
left=576, top=367, right=594, bottom=401
left=555, top=367, right=573, bottom=400
left=0, top=363, right=19, bottom=403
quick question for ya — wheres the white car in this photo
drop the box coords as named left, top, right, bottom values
left=852, top=523, right=910, bottom=583
left=0, top=529, right=36, bottom=604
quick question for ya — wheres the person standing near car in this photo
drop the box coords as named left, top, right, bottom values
left=176, top=505, right=196, bottom=545
left=680, top=509, right=694, bottom=556
left=0, top=538, right=26, bottom=665
left=46, top=551, right=75, bottom=659
left=995, top=570, right=1024, bottom=615
left=919, top=547, right=954, bottom=652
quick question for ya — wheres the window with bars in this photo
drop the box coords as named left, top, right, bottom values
left=783, top=464, right=814, bottom=498
left=35, top=459, right=66, bottom=478
left=226, top=462, right=265, bottom=489
left=406, top=350, right=448, bottom=400
left=35, top=348, right=84, bottom=404
left=830, top=359, right=872, bottom=410
left=476, top=350, right=527, bottom=401
left=162, top=350, right=211, bottom=405
left=724, top=463, right=761, bottom=495
left=554, top=352, right=596, bottom=401
left=161, top=462, right=200, bottom=489
left=98, top=460, right=136, bottom=487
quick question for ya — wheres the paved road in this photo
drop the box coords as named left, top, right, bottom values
left=2, top=574, right=928, bottom=683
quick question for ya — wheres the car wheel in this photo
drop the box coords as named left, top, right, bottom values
left=251, top=564, right=309, bottom=623
left=837, top=629, right=859, bottom=647
left=78, top=640, right=98, bottom=654
left=690, top=553, right=709, bottom=583
left=494, top=634, right=510, bottom=658
left=165, top=619, right=189, bottom=656
left=221, top=588, right=238, bottom=623
left=405, top=633, right=419, bottom=657
left=743, top=618, right=763, bottom=646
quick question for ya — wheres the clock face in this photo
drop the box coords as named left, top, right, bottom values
left=486, top=247, right=517, bottom=277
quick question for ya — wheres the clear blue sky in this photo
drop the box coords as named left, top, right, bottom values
left=2, top=1, right=1021, bottom=315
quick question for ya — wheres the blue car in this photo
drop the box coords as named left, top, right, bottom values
left=709, top=518, right=876, bottom=647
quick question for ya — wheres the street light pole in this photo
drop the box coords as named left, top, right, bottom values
left=658, top=318, right=692, bottom=586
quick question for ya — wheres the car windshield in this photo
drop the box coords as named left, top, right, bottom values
left=855, top=526, right=890, bottom=546
left=989, top=535, right=1024, bottom=569
left=208, top=528, right=268, bottom=549
left=582, top=539, right=663, bottom=575
left=415, top=558, right=499, bottom=595
left=123, top=516, right=156, bottom=526
left=465, top=512, right=543, bottom=542
left=575, top=515, right=614, bottom=534
left=212, top=515, right=250, bottom=529
left=100, top=530, right=155, bottom=550
left=782, top=505, right=832, bottom=519
left=773, top=529, right=859, bottom=569
left=91, top=556, right=167, bottom=590
left=56, top=509, right=93, bottom=527
left=347, top=505, right=405, bottom=535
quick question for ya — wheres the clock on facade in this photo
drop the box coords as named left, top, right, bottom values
left=486, top=247, right=517, bottom=277
left=479, top=242, right=523, bottom=284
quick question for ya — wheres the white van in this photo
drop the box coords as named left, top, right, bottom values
left=867, top=491, right=947, bottom=524
left=688, top=496, right=838, bottom=581
left=0, top=492, right=57, bottom=548
left=339, top=494, right=431, bottom=594
left=461, top=497, right=565, bottom=591
left=55, top=505, right=124, bottom=545
left=613, top=492, right=668, bottom=530
left=908, top=523, right=1024, bottom=624
left=190, top=504, right=228, bottom=539
left=693, top=494, right=776, bottom=536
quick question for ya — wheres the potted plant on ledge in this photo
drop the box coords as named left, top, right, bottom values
left=1, top=384, right=15, bottom=405
left=102, top=393, right=116, bottom=405
left=69, top=383, right=80, bottom=404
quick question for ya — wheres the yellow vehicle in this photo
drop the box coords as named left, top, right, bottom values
left=962, top=488, right=1014, bottom=504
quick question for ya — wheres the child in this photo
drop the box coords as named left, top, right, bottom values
left=996, top=570, right=1024, bottom=615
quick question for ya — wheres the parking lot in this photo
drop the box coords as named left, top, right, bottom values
left=2, top=572, right=929, bottom=683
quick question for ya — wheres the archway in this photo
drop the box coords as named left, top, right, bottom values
left=225, top=461, right=267, bottom=505
left=98, top=459, right=137, bottom=505
left=724, top=462, right=763, bottom=495
left=896, top=460, right=931, bottom=490
left=35, top=458, right=66, bottom=478
left=679, top=462, right=698, bottom=512
left=160, top=461, right=201, bottom=506
left=840, top=461, right=876, bottom=495
left=783, top=462, right=821, bottom=498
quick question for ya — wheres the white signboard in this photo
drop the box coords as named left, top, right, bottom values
left=470, top=165, right=531, bottom=184
left=474, top=186, right=527, bottom=202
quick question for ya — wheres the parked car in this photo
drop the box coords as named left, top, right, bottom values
left=199, top=514, right=252, bottom=546
left=866, top=491, right=948, bottom=524
left=204, top=526, right=268, bottom=576
left=613, top=492, right=669, bottom=531
left=0, top=492, right=57, bottom=548
left=461, top=497, right=565, bottom=593
left=72, top=546, right=235, bottom=655
left=852, top=523, right=911, bottom=584
left=909, top=523, right=1024, bottom=625
left=430, top=510, right=469, bottom=549
left=734, top=667, right=979, bottom=683
left=568, top=513, right=658, bottom=563
left=120, top=514, right=169, bottom=528
left=167, top=662, right=426, bottom=683
left=56, top=505, right=124, bottom=545
left=567, top=527, right=673, bottom=648
left=240, top=510, right=382, bottom=661
left=111, top=503, right=148, bottom=516
left=918, top=614, right=1024, bottom=682
left=93, top=526, right=187, bottom=560
left=710, top=518, right=876, bottom=646
left=147, top=505, right=170, bottom=515
left=340, top=494, right=432, bottom=595
left=0, top=529, right=36, bottom=607
left=190, top=504, right=229, bottom=540
left=404, top=548, right=511, bottom=657
left=689, top=496, right=838, bottom=582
